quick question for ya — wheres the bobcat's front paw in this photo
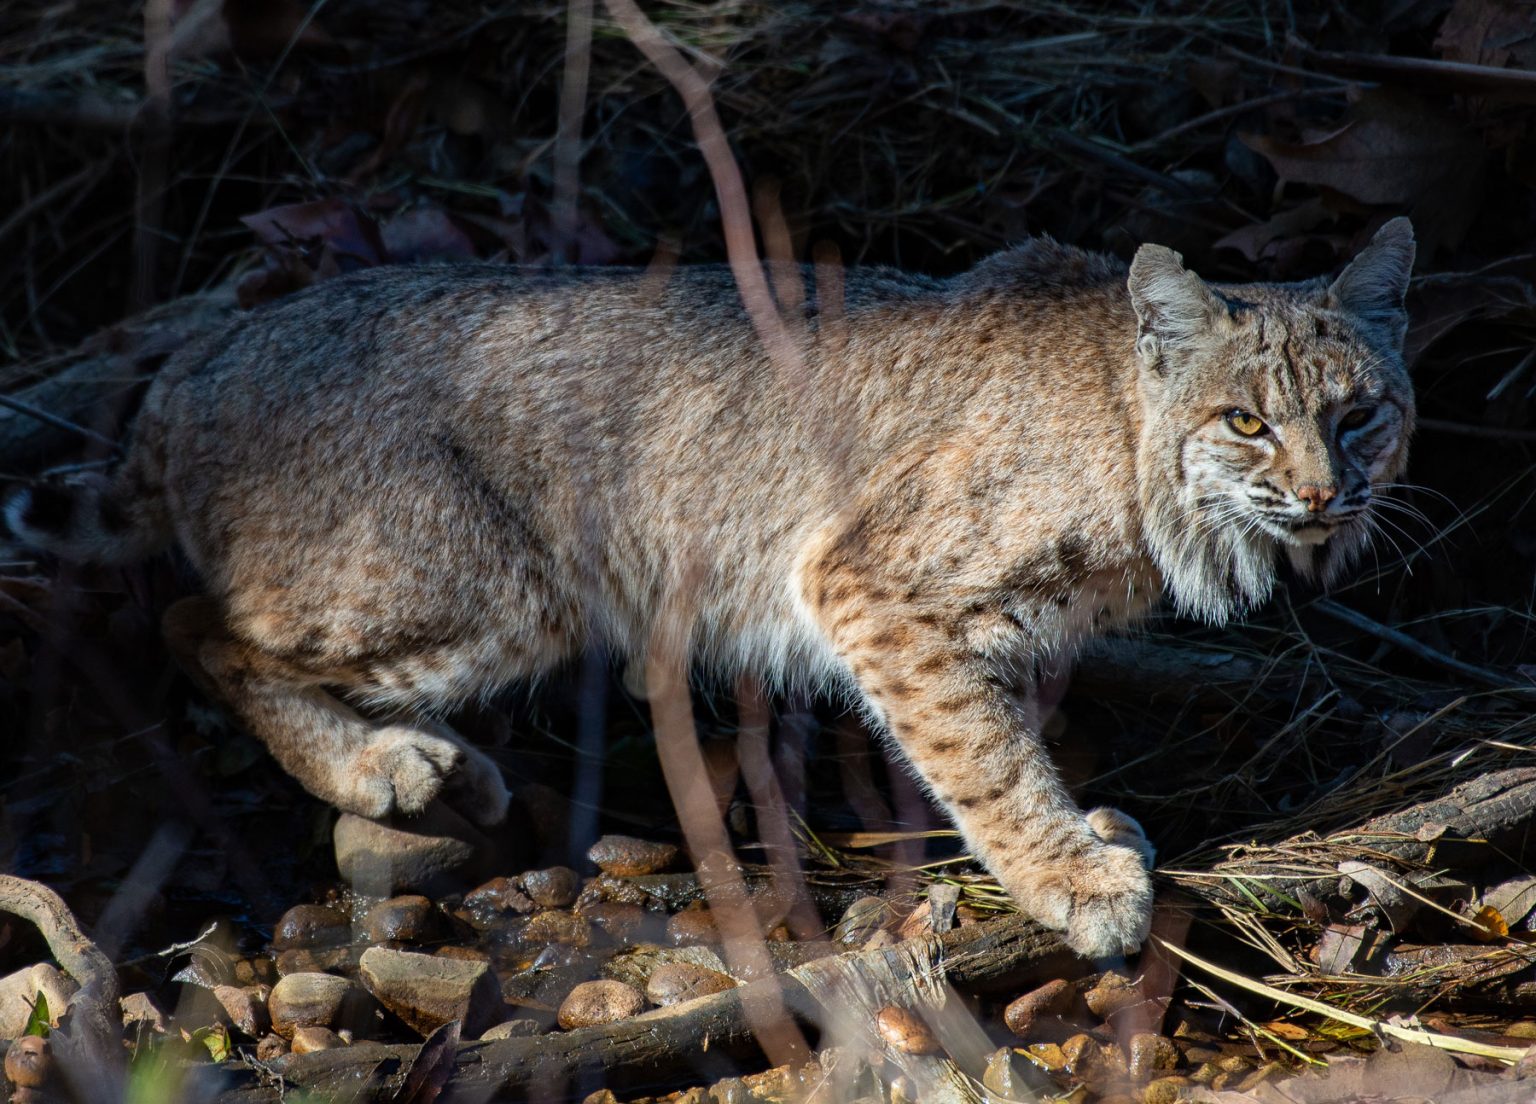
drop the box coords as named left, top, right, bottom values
left=1010, top=835, right=1154, bottom=959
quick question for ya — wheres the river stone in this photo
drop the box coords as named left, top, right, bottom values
left=268, top=972, right=369, bottom=1038
left=480, top=1018, right=541, bottom=1040
left=271, top=904, right=350, bottom=951
left=601, top=944, right=730, bottom=992
left=120, top=991, right=168, bottom=1034
left=665, top=906, right=717, bottom=946
left=290, top=1025, right=345, bottom=1054
left=360, top=895, right=438, bottom=945
left=522, top=866, right=580, bottom=908
left=522, top=910, right=592, bottom=947
left=212, top=984, right=270, bottom=1037
left=556, top=980, right=644, bottom=1029
left=578, top=901, right=652, bottom=944
left=586, top=836, right=677, bottom=877
left=0, top=963, right=77, bottom=1038
left=462, top=877, right=535, bottom=924
left=334, top=804, right=482, bottom=896
left=358, top=946, right=501, bottom=1038
left=644, top=962, right=737, bottom=1006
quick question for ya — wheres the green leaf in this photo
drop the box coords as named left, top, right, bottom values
left=196, top=1024, right=231, bottom=1063
left=22, top=989, right=51, bottom=1038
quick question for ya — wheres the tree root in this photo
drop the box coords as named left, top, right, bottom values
left=0, top=875, right=123, bottom=1102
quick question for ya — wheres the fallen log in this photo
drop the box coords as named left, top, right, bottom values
left=1168, top=766, right=1536, bottom=913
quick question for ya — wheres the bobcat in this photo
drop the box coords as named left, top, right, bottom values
left=7, top=219, right=1415, bottom=958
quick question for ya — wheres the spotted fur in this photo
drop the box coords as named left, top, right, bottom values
left=5, top=220, right=1416, bottom=957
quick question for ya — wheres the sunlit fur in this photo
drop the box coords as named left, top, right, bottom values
left=5, top=220, right=1416, bottom=959
left=1131, top=220, right=1415, bottom=623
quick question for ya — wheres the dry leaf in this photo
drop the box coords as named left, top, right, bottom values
left=1483, top=875, right=1536, bottom=929
left=1468, top=904, right=1509, bottom=942
left=1242, top=89, right=1484, bottom=251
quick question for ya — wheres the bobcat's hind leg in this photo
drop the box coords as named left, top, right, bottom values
left=162, top=597, right=510, bottom=825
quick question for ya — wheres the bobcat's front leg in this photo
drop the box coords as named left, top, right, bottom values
left=801, top=565, right=1153, bottom=958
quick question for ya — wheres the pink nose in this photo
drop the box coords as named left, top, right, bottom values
left=1295, top=484, right=1337, bottom=513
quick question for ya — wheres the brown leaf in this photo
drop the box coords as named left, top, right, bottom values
left=1436, top=0, right=1536, bottom=70
left=1313, top=922, right=1369, bottom=974
left=381, top=209, right=478, bottom=264
left=242, top=199, right=387, bottom=271
left=1242, top=90, right=1484, bottom=250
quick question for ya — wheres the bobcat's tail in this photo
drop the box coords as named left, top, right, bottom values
left=5, top=433, right=173, bottom=565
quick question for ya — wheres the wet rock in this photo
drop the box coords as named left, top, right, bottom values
left=233, top=956, right=278, bottom=987
left=268, top=972, right=371, bottom=1039
left=435, top=945, right=491, bottom=963
left=522, top=910, right=592, bottom=947
left=523, top=867, right=580, bottom=909
left=557, top=980, right=645, bottom=1029
left=290, top=1025, right=345, bottom=1054
left=586, top=836, right=677, bottom=877
left=1061, top=1033, right=1106, bottom=1078
left=582, top=1091, right=620, bottom=1104
left=463, top=877, right=535, bottom=924
left=644, top=962, right=737, bottom=1006
left=875, top=1006, right=939, bottom=1056
left=0, top=963, right=76, bottom=1038
left=1127, top=1033, right=1179, bottom=1081
left=666, top=906, right=717, bottom=946
left=833, top=897, right=892, bottom=946
left=213, top=984, right=270, bottom=1037
left=982, top=1046, right=1052, bottom=1098
left=334, top=804, right=482, bottom=896
left=602, top=945, right=730, bottom=992
left=358, top=946, right=502, bottom=1038
left=360, top=895, right=438, bottom=945
left=480, top=1018, right=541, bottom=1040
left=1084, top=972, right=1140, bottom=1020
left=1143, top=1076, right=1191, bottom=1103
left=1027, top=1041, right=1067, bottom=1072
left=580, top=901, right=652, bottom=944
left=256, top=1033, right=289, bottom=1061
left=272, top=904, right=350, bottom=951
left=1004, top=978, right=1074, bottom=1038
left=120, top=991, right=169, bottom=1034
left=274, top=946, right=362, bottom=976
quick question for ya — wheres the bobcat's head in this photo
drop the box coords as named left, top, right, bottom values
left=1127, top=219, right=1416, bottom=622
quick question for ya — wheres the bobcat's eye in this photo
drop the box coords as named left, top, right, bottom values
left=1339, top=406, right=1374, bottom=431
left=1224, top=410, right=1268, bottom=437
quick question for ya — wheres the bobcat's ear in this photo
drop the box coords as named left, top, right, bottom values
left=1327, top=217, right=1415, bottom=346
left=1127, top=244, right=1227, bottom=372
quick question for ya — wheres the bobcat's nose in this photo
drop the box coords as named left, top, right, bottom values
left=1294, top=483, right=1338, bottom=513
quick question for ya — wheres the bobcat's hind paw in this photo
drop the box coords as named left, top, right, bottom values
left=431, top=729, right=511, bottom=826
left=344, top=727, right=465, bottom=819
left=344, top=725, right=510, bottom=826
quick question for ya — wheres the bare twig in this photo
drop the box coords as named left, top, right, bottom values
left=1312, top=599, right=1534, bottom=694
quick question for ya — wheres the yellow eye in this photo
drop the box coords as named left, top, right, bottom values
left=1340, top=406, right=1373, bottom=430
left=1225, top=410, right=1268, bottom=437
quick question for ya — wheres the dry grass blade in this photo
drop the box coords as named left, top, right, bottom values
left=1158, top=938, right=1531, bottom=1063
